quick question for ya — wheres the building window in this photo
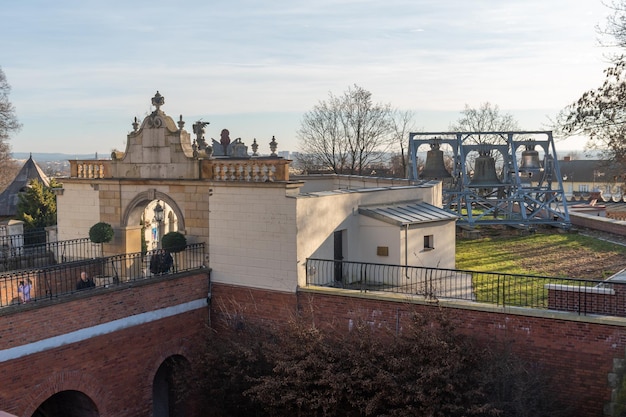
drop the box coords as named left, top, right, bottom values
left=424, top=235, right=434, bottom=250
left=579, top=184, right=588, bottom=192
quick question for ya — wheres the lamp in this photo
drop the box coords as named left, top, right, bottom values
left=154, top=200, right=164, bottom=223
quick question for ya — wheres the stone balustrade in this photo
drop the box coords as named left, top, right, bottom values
left=69, top=158, right=290, bottom=182
left=200, top=158, right=290, bottom=182
left=70, top=160, right=111, bottom=179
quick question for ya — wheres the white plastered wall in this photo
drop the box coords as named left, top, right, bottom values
left=55, top=182, right=101, bottom=241
left=403, top=221, right=456, bottom=269
left=208, top=184, right=298, bottom=292
left=354, top=213, right=456, bottom=269
left=295, top=185, right=442, bottom=287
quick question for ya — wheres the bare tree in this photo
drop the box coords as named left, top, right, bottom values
left=449, top=102, right=520, bottom=139
left=597, top=0, right=626, bottom=53
left=556, top=1, right=626, bottom=166
left=449, top=102, right=520, bottom=171
left=557, top=60, right=626, bottom=166
left=389, top=109, right=416, bottom=178
left=0, top=67, right=21, bottom=192
left=298, top=85, right=393, bottom=175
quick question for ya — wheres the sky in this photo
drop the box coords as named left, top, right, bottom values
left=0, top=0, right=618, bottom=157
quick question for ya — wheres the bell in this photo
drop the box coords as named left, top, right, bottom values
left=469, top=154, right=500, bottom=186
left=519, top=145, right=543, bottom=173
left=420, top=143, right=451, bottom=179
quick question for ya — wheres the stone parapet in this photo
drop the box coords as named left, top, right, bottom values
left=70, top=160, right=111, bottom=179
left=69, top=158, right=291, bottom=182
left=200, top=158, right=290, bottom=182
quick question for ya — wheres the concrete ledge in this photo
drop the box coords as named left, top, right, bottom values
left=298, top=285, right=626, bottom=326
left=570, top=211, right=626, bottom=235
left=545, top=283, right=615, bottom=295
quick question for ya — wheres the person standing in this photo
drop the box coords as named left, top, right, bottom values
left=160, top=249, right=173, bottom=274
left=150, top=250, right=161, bottom=275
left=76, top=271, right=95, bottom=290
left=18, top=279, right=32, bottom=303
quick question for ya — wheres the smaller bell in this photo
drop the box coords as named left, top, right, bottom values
left=519, top=144, right=543, bottom=173
left=420, top=142, right=451, bottom=179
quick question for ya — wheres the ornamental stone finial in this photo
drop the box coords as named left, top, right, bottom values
left=251, top=138, right=259, bottom=156
left=151, top=91, right=165, bottom=111
left=269, top=136, right=278, bottom=157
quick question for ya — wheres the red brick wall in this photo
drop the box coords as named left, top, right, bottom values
left=211, top=284, right=626, bottom=417
left=0, top=271, right=210, bottom=417
left=3, top=276, right=624, bottom=417
left=548, top=284, right=626, bottom=316
left=570, top=211, right=626, bottom=235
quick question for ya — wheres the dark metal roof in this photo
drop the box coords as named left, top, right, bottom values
left=559, top=159, right=624, bottom=183
left=358, top=201, right=458, bottom=226
left=0, top=156, right=50, bottom=217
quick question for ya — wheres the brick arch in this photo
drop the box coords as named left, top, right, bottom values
left=145, top=340, right=192, bottom=387
left=22, top=370, right=110, bottom=417
left=122, top=189, right=186, bottom=232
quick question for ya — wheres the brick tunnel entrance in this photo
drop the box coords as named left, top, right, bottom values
left=31, top=390, right=98, bottom=417
left=153, top=355, right=190, bottom=417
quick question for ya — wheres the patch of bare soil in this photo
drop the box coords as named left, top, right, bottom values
left=478, top=225, right=626, bottom=280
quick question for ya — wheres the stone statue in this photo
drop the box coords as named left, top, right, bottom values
left=220, top=129, right=231, bottom=150
left=211, top=128, right=249, bottom=157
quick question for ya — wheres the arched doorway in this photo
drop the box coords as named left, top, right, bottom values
left=123, top=190, right=186, bottom=254
left=32, top=390, right=99, bottom=417
left=144, top=199, right=179, bottom=251
left=153, top=355, right=190, bottom=417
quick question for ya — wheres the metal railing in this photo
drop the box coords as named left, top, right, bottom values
left=0, top=228, right=47, bottom=245
left=0, top=243, right=205, bottom=308
left=305, top=258, right=626, bottom=316
left=0, top=236, right=100, bottom=272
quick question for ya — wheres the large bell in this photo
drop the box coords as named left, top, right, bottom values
left=420, top=143, right=451, bottom=179
left=469, top=153, right=500, bottom=186
left=519, top=145, right=543, bottom=173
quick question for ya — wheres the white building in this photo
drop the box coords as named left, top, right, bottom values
left=55, top=92, right=457, bottom=293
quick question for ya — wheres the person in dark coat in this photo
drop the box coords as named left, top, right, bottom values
left=160, top=250, right=173, bottom=274
left=76, top=271, right=95, bottom=290
left=150, top=250, right=161, bottom=275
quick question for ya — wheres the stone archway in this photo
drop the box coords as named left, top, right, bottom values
left=123, top=189, right=186, bottom=231
left=119, top=189, right=186, bottom=254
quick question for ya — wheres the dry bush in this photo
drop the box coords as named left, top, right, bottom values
left=183, top=308, right=571, bottom=417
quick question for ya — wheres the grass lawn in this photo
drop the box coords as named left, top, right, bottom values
left=456, top=228, right=626, bottom=279
left=455, top=227, right=626, bottom=307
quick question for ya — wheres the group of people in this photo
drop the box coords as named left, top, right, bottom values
left=150, top=249, right=173, bottom=275
left=16, top=271, right=95, bottom=304
left=17, top=252, right=172, bottom=303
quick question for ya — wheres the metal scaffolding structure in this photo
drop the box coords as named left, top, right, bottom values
left=408, top=131, right=570, bottom=229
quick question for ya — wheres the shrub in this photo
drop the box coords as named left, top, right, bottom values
left=89, top=222, right=114, bottom=244
left=162, top=231, right=187, bottom=253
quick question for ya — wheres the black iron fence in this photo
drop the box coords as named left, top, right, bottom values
left=0, top=243, right=206, bottom=308
left=0, top=234, right=100, bottom=272
left=305, top=258, right=626, bottom=317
